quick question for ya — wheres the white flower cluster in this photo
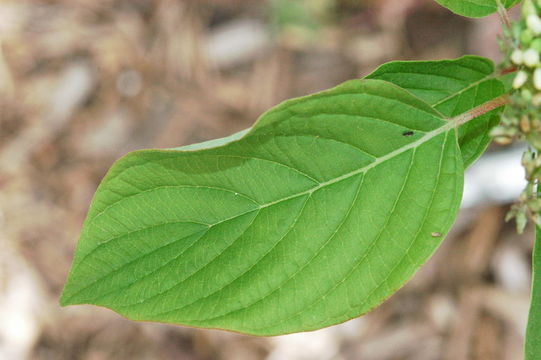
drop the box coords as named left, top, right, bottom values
left=512, top=0, right=541, bottom=90
left=494, top=0, right=541, bottom=232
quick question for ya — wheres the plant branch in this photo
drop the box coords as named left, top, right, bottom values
left=499, top=66, right=518, bottom=76
left=496, top=0, right=511, bottom=29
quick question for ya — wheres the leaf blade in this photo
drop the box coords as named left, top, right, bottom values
left=61, top=79, right=465, bottom=335
left=433, top=0, right=521, bottom=18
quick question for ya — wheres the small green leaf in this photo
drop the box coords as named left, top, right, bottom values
left=433, top=0, right=521, bottom=18
left=526, top=226, right=541, bottom=359
left=366, top=55, right=505, bottom=167
left=61, top=79, right=466, bottom=335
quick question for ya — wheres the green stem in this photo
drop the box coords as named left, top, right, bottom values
left=496, top=0, right=511, bottom=29
left=526, top=226, right=541, bottom=359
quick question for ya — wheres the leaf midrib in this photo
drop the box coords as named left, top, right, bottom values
left=257, top=119, right=454, bottom=210
left=432, top=75, right=497, bottom=108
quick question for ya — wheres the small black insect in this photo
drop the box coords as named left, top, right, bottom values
left=402, top=131, right=415, bottom=137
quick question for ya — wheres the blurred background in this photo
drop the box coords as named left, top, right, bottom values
left=0, top=0, right=533, bottom=359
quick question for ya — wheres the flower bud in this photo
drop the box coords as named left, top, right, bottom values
left=513, top=70, right=529, bottom=89
left=522, top=89, right=533, bottom=102
left=490, top=126, right=510, bottom=137
left=521, top=115, right=532, bottom=133
left=516, top=210, right=527, bottom=234
left=511, top=49, right=524, bottom=65
left=522, top=150, right=536, bottom=173
left=491, top=125, right=517, bottom=144
left=493, top=136, right=513, bottom=145
left=524, top=48, right=540, bottom=67
left=528, top=14, right=541, bottom=35
left=533, top=94, right=541, bottom=107
left=532, top=38, right=541, bottom=53
left=505, top=208, right=517, bottom=222
left=522, top=29, right=535, bottom=45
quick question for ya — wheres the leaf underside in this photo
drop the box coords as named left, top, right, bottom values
left=61, top=57, right=505, bottom=336
left=433, top=0, right=521, bottom=18
left=526, top=227, right=541, bottom=359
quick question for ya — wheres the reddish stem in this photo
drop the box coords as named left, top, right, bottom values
left=453, top=95, right=510, bottom=126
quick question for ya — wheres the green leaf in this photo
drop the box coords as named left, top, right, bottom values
left=366, top=55, right=505, bottom=168
left=61, top=79, right=466, bottom=335
left=526, top=226, right=541, bottom=359
left=433, top=0, right=521, bottom=18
